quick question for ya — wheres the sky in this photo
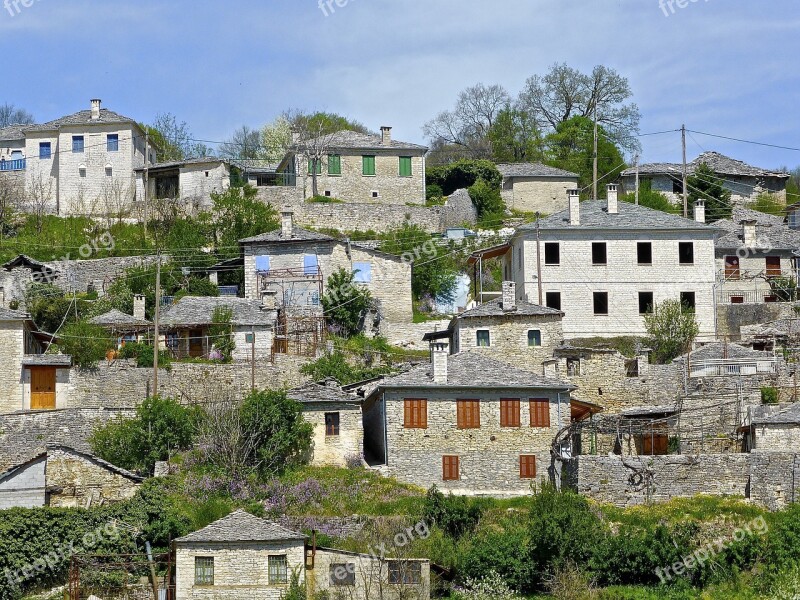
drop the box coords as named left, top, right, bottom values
left=1, top=0, right=799, bottom=169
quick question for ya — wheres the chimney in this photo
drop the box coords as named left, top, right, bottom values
left=431, top=342, right=448, bottom=384
left=568, top=189, right=580, bottom=226
left=380, top=126, right=392, bottom=145
left=694, top=200, right=706, bottom=224
left=741, top=219, right=757, bottom=248
left=281, top=211, right=294, bottom=239
left=261, top=289, right=278, bottom=310
left=290, top=127, right=301, bottom=146
left=607, top=184, right=619, bottom=214
left=501, top=281, right=516, bottom=311
left=133, top=294, right=145, bottom=320
left=90, top=99, right=101, bottom=120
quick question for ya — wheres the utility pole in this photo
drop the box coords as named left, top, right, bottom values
left=634, top=154, right=640, bottom=205
left=251, top=328, right=256, bottom=392
left=153, top=253, right=161, bottom=395
left=593, top=103, right=599, bottom=200
left=682, top=124, right=689, bottom=219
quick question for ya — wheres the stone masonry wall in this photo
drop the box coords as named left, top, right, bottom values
left=45, top=448, right=140, bottom=507
left=502, top=177, right=577, bottom=215
left=749, top=452, right=800, bottom=511
left=305, top=403, right=363, bottom=467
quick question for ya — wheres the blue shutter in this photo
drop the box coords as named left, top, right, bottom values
left=255, top=255, right=271, bottom=272
left=304, top=255, right=318, bottom=275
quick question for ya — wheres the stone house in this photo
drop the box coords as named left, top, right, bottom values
left=159, top=296, right=275, bottom=361
left=620, top=151, right=789, bottom=207
left=488, top=185, right=720, bottom=340
left=0, top=445, right=142, bottom=510
left=134, top=157, right=231, bottom=212
left=89, top=295, right=152, bottom=346
left=272, top=127, right=428, bottom=205
left=239, top=212, right=413, bottom=341
left=174, top=510, right=430, bottom=600
left=363, top=346, right=575, bottom=496
left=0, top=306, right=73, bottom=414
left=747, top=404, right=800, bottom=451
left=496, top=163, right=579, bottom=215
left=713, top=208, right=800, bottom=305
left=286, top=379, right=363, bottom=467
left=7, top=99, right=155, bottom=216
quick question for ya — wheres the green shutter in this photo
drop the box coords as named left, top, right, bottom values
left=362, top=155, right=376, bottom=176
left=399, top=156, right=412, bottom=177
left=308, top=159, right=322, bottom=175
left=328, top=154, right=341, bottom=175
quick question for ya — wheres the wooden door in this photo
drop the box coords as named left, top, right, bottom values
left=189, top=330, right=204, bottom=358
left=30, top=367, right=56, bottom=410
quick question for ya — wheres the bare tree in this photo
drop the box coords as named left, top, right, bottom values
left=220, top=125, right=264, bottom=161
left=26, top=172, right=54, bottom=232
left=0, top=174, right=23, bottom=240
left=0, top=103, right=34, bottom=128
left=148, top=113, right=210, bottom=162
left=194, top=392, right=257, bottom=478
left=100, top=178, right=134, bottom=226
left=290, top=113, right=340, bottom=198
left=423, top=83, right=510, bottom=160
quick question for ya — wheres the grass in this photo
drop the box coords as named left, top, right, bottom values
left=413, top=305, right=451, bottom=323
left=307, top=194, right=344, bottom=203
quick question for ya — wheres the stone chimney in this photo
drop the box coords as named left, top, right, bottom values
left=741, top=219, right=757, bottom=248
left=380, top=126, right=392, bottom=145
left=431, top=342, right=449, bottom=384
left=568, top=189, right=580, bottom=226
left=91, top=99, right=101, bottom=120
left=290, top=127, right=301, bottom=146
left=133, top=294, right=145, bottom=320
left=281, top=211, right=294, bottom=239
left=694, top=200, right=706, bottom=224
left=261, top=289, right=278, bottom=310
left=607, top=184, right=619, bottom=215
left=501, top=281, right=516, bottom=311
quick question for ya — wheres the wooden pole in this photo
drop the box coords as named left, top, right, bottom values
left=593, top=104, right=599, bottom=200
left=682, top=124, right=689, bottom=218
left=634, top=153, right=640, bottom=205
left=536, top=214, right=543, bottom=306
left=251, top=328, right=256, bottom=392
left=153, top=253, right=161, bottom=395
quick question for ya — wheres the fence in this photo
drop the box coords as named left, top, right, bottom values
left=689, top=357, right=778, bottom=378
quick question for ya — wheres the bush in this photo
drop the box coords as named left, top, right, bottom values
left=423, top=486, right=484, bottom=538
left=58, top=321, right=114, bottom=369
left=307, top=195, right=343, bottom=203
left=459, top=523, right=533, bottom=593
left=426, top=159, right=503, bottom=196
left=208, top=305, right=235, bottom=361
left=453, top=570, right=524, bottom=600
left=118, top=341, right=171, bottom=369
left=468, top=178, right=506, bottom=226
left=644, top=300, right=699, bottom=364
left=321, top=268, right=373, bottom=337
left=761, top=386, right=779, bottom=405
left=300, top=351, right=392, bottom=385
left=426, top=183, right=445, bottom=205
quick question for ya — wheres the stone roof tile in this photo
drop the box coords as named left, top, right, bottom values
left=160, top=297, right=274, bottom=327
left=496, top=163, right=579, bottom=179
left=175, top=510, right=306, bottom=544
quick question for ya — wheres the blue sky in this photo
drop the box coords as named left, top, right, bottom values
left=2, top=0, right=799, bottom=168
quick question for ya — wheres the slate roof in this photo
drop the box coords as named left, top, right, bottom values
left=458, top=297, right=563, bottom=318
left=133, top=157, right=227, bottom=172
left=175, top=510, right=307, bottom=544
left=713, top=209, right=800, bottom=251
left=2, top=254, right=55, bottom=274
left=22, top=354, right=72, bottom=367
left=622, top=152, right=788, bottom=179
left=0, top=445, right=144, bottom=484
left=752, top=403, right=800, bottom=426
left=287, top=379, right=361, bottom=405
left=160, top=297, right=274, bottom=328
left=0, top=307, right=33, bottom=321
left=298, top=130, right=428, bottom=152
left=519, top=200, right=718, bottom=232
left=25, top=108, right=138, bottom=132
left=89, top=309, right=151, bottom=328
left=378, top=352, right=574, bottom=390
left=0, top=125, right=26, bottom=142
left=239, top=227, right=335, bottom=244
left=496, top=163, right=579, bottom=179
left=676, top=343, right=773, bottom=362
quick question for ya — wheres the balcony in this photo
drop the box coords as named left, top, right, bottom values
left=689, top=357, right=778, bottom=378
left=0, top=158, right=26, bottom=172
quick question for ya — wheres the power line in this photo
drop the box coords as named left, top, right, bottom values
left=687, top=129, right=800, bottom=153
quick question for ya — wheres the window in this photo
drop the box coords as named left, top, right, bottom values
left=731, top=295, right=744, bottom=304
left=593, top=292, right=609, bottom=315
left=388, top=560, right=422, bottom=585
left=404, top=399, right=427, bottom=429
left=680, top=291, right=696, bottom=312
left=637, top=242, right=653, bottom=265
left=255, top=255, right=271, bottom=272
left=194, top=557, right=214, bottom=585
left=527, top=329, right=542, bottom=347
left=399, top=156, right=412, bottom=177
left=530, top=399, right=551, bottom=428
left=678, top=242, right=694, bottom=264
left=303, top=254, right=318, bottom=276
left=268, top=555, right=288, bottom=585
left=766, top=256, right=782, bottom=277
left=107, top=134, right=119, bottom=152
left=672, top=179, right=684, bottom=194
left=566, top=358, right=581, bottom=376
left=328, top=154, right=341, bottom=176
left=544, top=242, right=560, bottom=265
left=457, top=399, right=481, bottom=429
left=39, top=142, right=51, bottom=160
left=638, top=292, right=654, bottom=315
left=362, top=155, right=376, bottom=176
left=371, top=190, right=379, bottom=198
left=476, top=330, right=490, bottom=347
left=353, top=262, right=372, bottom=283
left=308, top=158, right=322, bottom=175
left=330, top=563, right=356, bottom=586
left=72, top=135, right=84, bottom=153
left=105, top=166, right=113, bottom=177
left=500, top=399, right=521, bottom=427
left=592, top=242, right=607, bottom=265
left=442, top=455, right=460, bottom=481
left=520, top=455, right=537, bottom=479
left=725, top=256, right=740, bottom=280
left=545, top=292, right=561, bottom=311
left=325, top=412, right=340, bottom=436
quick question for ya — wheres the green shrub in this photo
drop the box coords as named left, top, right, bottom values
left=58, top=321, right=114, bottom=369
left=321, top=268, right=373, bottom=337
left=761, top=386, right=779, bottom=405
left=459, top=522, right=532, bottom=593
left=468, top=178, right=506, bottom=226
left=300, top=351, right=393, bottom=385
left=307, top=195, right=344, bottom=203
left=426, top=183, right=445, bottom=206
left=423, top=486, right=485, bottom=539
left=119, top=341, right=171, bottom=369
left=426, top=159, right=502, bottom=196
left=208, top=305, right=235, bottom=361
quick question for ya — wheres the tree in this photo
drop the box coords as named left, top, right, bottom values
left=644, top=299, right=699, bottom=365
left=209, top=305, right=235, bottom=362
left=58, top=321, right=114, bottom=369
left=260, top=115, right=293, bottom=163
left=425, top=159, right=503, bottom=196
left=468, top=178, right=506, bottom=226
left=146, top=113, right=210, bottom=162
left=322, top=268, right=373, bottom=337
left=210, top=185, right=279, bottom=257
left=750, top=192, right=786, bottom=216
left=220, top=125, right=263, bottom=161
left=517, top=63, right=641, bottom=153
left=487, top=106, right=544, bottom=164
left=423, top=83, right=511, bottom=160
left=687, top=162, right=732, bottom=222
left=0, top=103, right=34, bottom=127
left=621, top=180, right=679, bottom=214
left=0, top=173, right=23, bottom=236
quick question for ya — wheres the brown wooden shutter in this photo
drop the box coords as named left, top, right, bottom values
left=530, top=399, right=551, bottom=428
left=520, top=455, right=537, bottom=478
left=457, top=400, right=480, bottom=429
left=501, top=399, right=521, bottom=427
left=443, top=455, right=460, bottom=480
left=404, top=399, right=427, bottom=428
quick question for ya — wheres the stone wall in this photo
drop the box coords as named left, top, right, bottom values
left=439, top=189, right=478, bottom=229
left=45, top=447, right=140, bottom=508
left=304, top=403, right=362, bottom=467
left=385, top=319, right=452, bottom=348
left=717, top=302, right=797, bottom=340
left=754, top=423, right=800, bottom=453
left=0, top=457, right=46, bottom=509
left=0, top=320, right=27, bottom=415
left=749, top=452, right=800, bottom=511
left=502, top=177, right=578, bottom=215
